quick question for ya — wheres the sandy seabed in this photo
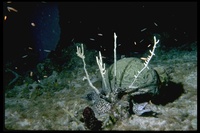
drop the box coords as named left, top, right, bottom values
left=4, top=42, right=197, bottom=131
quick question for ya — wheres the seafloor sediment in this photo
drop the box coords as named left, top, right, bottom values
left=4, top=42, right=197, bottom=130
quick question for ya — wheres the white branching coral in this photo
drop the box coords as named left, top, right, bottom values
left=128, top=36, right=159, bottom=89
left=76, top=33, right=159, bottom=102
left=76, top=44, right=100, bottom=95
left=113, top=32, right=117, bottom=93
left=96, top=51, right=108, bottom=94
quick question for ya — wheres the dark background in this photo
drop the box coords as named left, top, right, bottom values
left=3, top=2, right=197, bottom=74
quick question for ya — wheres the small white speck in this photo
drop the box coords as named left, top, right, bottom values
left=97, top=33, right=103, bottom=36
left=44, top=49, right=51, bottom=52
left=90, top=38, right=95, bottom=41
left=22, top=55, right=28, bottom=58
left=141, top=28, right=147, bottom=32
left=139, top=39, right=144, bottom=43
left=30, top=71, right=33, bottom=77
left=154, top=22, right=158, bottom=26
left=4, top=16, right=7, bottom=21
left=31, top=23, right=35, bottom=27
left=28, top=47, right=33, bottom=50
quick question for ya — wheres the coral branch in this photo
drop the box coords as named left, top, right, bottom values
left=96, top=51, right=108, bottom=94
left=129, top=36, right=159, bottom=89
left=113, top=32, right=117, bottom=92
left=76, top=44, right=100, bottom=95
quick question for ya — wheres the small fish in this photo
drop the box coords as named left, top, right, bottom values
left=141, top=28, right=147, bottom=32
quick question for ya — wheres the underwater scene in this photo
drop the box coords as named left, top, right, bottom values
left=3, top=2, right=197, bottom=131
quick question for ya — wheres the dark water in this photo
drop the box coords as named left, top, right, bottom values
left=3, top=2, right=197, bottom=88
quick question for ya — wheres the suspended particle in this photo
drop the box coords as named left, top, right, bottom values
left=121, top=55, right=125, bottom=59
left=141, top=57, right=147, bottom=61
left=139, top=39, right=144, bottom=43
left=22, top=55, right=28, bottom=58
left=28, top=47, right=33, bottom=50
left=30, top=71, right=33, bottom=77
left=141, top=28, right=147, bottom=32
left=43, top=75, right=48, bottom=78
left=89, top=38, right=95, bottom=41
left=15, top=67, right=18, bottom=69
left=97, top=33, right=103, bottom=36
left=174, top=39, right=178, bottom=41
left=118, top=44, right=121, bottom=46
left=31, top=23, right=35, bottom=26
left=7, top=6, right=18, bottom=12
left=134, top=42, right=137, bottom=45
left=154, top=22, right=158, bottom=26
left=147, top=44, right=151, bottom=47
left=4, top=16, right=7, bottom=21
left=44, top=49, right=51, bottom=52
